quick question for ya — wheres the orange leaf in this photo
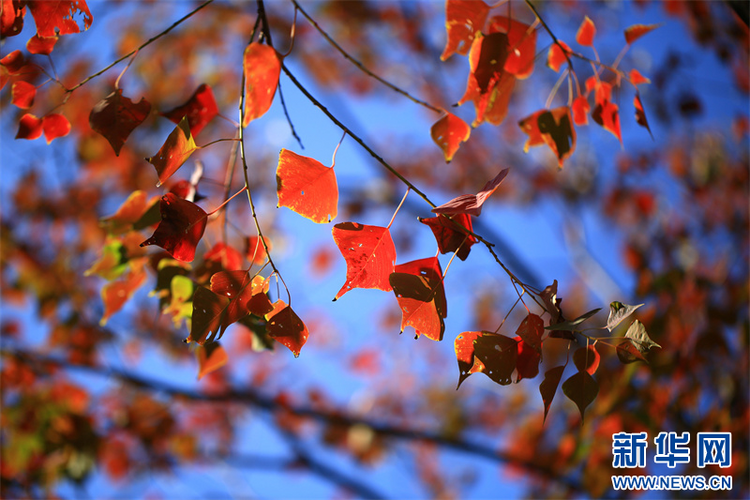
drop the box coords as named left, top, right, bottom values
left=100, top=264, right=147, bottom=326
left=629, top=68, right=651, bottom=86
left=90, top=89, right=152, bottom=156
left=432, top=168, right=509, bottom=217
left=204, top=243, right=244, bottom=272
left=11, top=80, right=35, bottom=109
left=454, top=331, right=485, bottom=388
left=576, top=16, right=596, bottom=47
left=15, top=113, right=43, bottom=140
left=246, top=235, right=271, bottom=265
left=146, top=116, right=198, bottom=187
left=140, top=193, right=207, bottom=262
left=519, top=106, right=577, bottom=168
left=389, top=257, right=447, bottom=342
left=633, top=92, right=653, bottom=139
left=276, top=149, right=338, bottom=224
left=210, top=271, right=273, bottom=333
left=440, top=0, right=490, bottom=61
left=418, top=213, right=476, bottom=261
left=488, top=16, right=537, bottom=79
left=572, top=95, right=590, bottom=126
left=573, top=345, right=600, bottom=375
left=26, top=34, right=58, bottom=55
left=592, top=99, right=622, bottom=144
left=27, top=0, right=92, bottom=38
left=161, top=83, right=218, bottom=136
left=430, top=112, right=470, bottom=163
left=265, top=300, right=309, bottom=357
left=624, top=23, right=660, bottom=45
left=331, top=222, right=396, bottom=301
left=547, top=41, right=571, bottom=72
left=42, top=113, right=70, bottom=144
left=196, top=342, right=228, bottom=380
left=242, top=42, right=280, bottom=127
left=100, top=190, right=158, bottom=234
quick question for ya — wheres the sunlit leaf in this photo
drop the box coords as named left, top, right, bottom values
left=332, top=222, right=396, bottom=301
left=389, top=257, right=447, bottom=341
left=629, top=68, right=651, bottom=86
left=624, top=23, right=661, bottom=45
left=265, top=300, right=309, bottom=357
left=573, top=345, right=600, bottom=375
left=606, top=301, right=643, bottom=332
left=276, top=148, right=338, bottom=223
left=1, top=0, right=25, bottom=38
left=562, top=371, right=598, bottom=422
left=539, top=365, right=565, bottom=424
left=210, top=271, right=273, bottom=333
left=576, top=16, right=596, bottom=47
left=204, top=243, right=244, bottom=272
left=90, top=90, right=152, bottom=156
left=161, top=83, right=218, bottom=136
left=589, top=80, right=622, bottom=144
left=432, top=168, right=509, bottom=217
left=85, top=237, right=128, bottom=281
left=146, top=116, right=198, bottom=187
left=430, top=112, right=471, bottom=163
left=11, top=81, right=35, bottom=109
left=519, top=106, right=576, bottom=168
left=15, top=113, right=42, bottom=140
left=454, top=331, right=485, bottom=389
left=547, top=40, right=571, bottom=72
left=27, top=0, right=92, bottom=37
left=162, top=275, right=193, bottom=328
left=41, top=113, right=70, bottom=143
left=100, top=263, right=147, bottom=326
left=572, top=95, right=590, bottom=126
left=473, top=333, right=518, bottom=386
left=140, top=193, right=207, bottom=262
left=101, top=191, right=159, bottom=235
left=515, top=313, right=544, bottom=353
left=545, top=308, right=601, bottom=331
left=242, top=42, right=280, bottom=127
left=246, top=235, right=271, bottom=266
left=441, top=0, right=490, bottom=61
left=1, top=50, right=25, bottom=74
left=488, top=16, right=537, bottom=79
left=515, top=337, right=541, bottom=382
left=418, top=213, right=476, bottom=261
left=26, top=34, right=58, bottom=54
left=196, top=342, right=228, bottom=380
left=634, top=93, right=653, bottom=139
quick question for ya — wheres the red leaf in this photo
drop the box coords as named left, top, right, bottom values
left=418, top=213, right=476, bottom=261
left=27, top=0, right=93, bottom=38
left=90, top=89, right=152, bottom=156
left=515, top=313, right=544, bottom=353
left=592, top=99, right=622, bottom=144
left=629, top=68, right=651, bottom=86
left=26, top=34, right=58, bottom=54
left=161, top=83, right=218, bottom=136
left=42, top=113, right=70, bottom=143
left=430, top=112, right=471, bottom=163
left=140, top=193, right=207, bottom=262
left=1, top=50, right=25, bottom=74
left=575, top=16, right=596, bottom=47
left=11, top=80, right=35, bottom=109
left=1, top=0, right=25, bottom=38
left=187, top=286, right=229, bottom=345
left=146, top=116, right=198, bottom=187
left=432, top=168, right=509, bottom=217
left=331, top=222, right=396, bottom=301
left=488, top=16, right=537, bottom=79
left=562, top=371, right=599, bottom=422
left=100, top=264, right=147, bottom=326
left=473, top=333, right=518, bottom=385
left=515, top=337, right=541, bottom=382
left=539, top=365, right=565, bottom=424
left=547, top=41, right=571, bottom=72
left=634, top=92, right=653, bottom=139
left=573, top=345, right=600, bottom=375
left=389, top=257, right=447, bottom=342
left=242, top=42, right=280, bottom=127
left=196, top=342, right=228, bottom=380
left=276, top=149, right=338, bottom=224
left=572, top=95, right=590, bottom=126
left=0, top=65, right=8, bottom=91
left=519, top=106, right=576, bottom=168
left=440, top=0, right=490, bottom=61
left=246, top=235, right=271, bottom=266
left=210, top=271, right=273, bottom=332
left=624, top=23, right=660, bottom=45
left=454, top=331, right=485, bottom=389
left=15, top=113, right=43, bottom=140
left=265, top=300, right=309, bottom=357
left=204, top=243, right=244, bottom=272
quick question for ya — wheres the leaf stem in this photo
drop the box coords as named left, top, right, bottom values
left=199, top=138, right=241, bottom=149
left=114, top=49, right=139, bottom=90
left=387, top=187, right=410, bottom=229
left=207, top=186, right=248, bottom=217
left=330, top=131, right=346, bottom=169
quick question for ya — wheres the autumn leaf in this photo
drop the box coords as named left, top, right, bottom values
left=473, top=333, right=518, bottom=386
left=488, top=16, right=537, bottom=79
left=573, top=345, right=600, bottom=375
left=242, top=42, right=281, bottom=127
left=276, top=149, right=338, bottom=224
left=539, top=280, right=563, bottom=326
left=140, top=193, right=207, bottom=262
left=545, top=308, right=600, bottom=331
left=606, top=301, right=643, bottom=332
left=539, top=365, right=565, bottom=424
left=331, top=222, right=396, bottom=301
left=90, top=90, right=152, bottom=156
left=246, top=235, right=271, bottom=266
left=15, top=113, right=43, bottom=140
left=27, top=0, right=93, bottom=38
left=562, top=371, right=598, bottom=422
left=196, top=342, right=228, bottom=380
left=1, top=0, right=25, bottom=38
left=619, top=320, right=660, bottom=361
left=146, top=116, right=198, bottom=187
left=42, top=113, right=70, bottom=143
left=11, top=81, right=35, bottom=109
left=576, top=16, right=596, bottom=47
left=629, top=69, right=651, bottom=86
left=624, top=23, right=661, bottom=45
left=547, top=41, right=571, bottom=72
left=26, top=34, right=58, bottom=55
left=454, top=331, right=485, bottom=389
left=100, top=263, right=147, bottom=326
left=432, top=168, right=509, bottom=217
left=265, top=300, right=309, bottom=357
left=187, top=286, right=229, bottom=345
left=519, top=106, right=576, bottom=168
left=418, top=213, right=476, bottom=261
left=100, top=190, right=159, bottom=234
left=389, top=257, right=447, bottom=342
left=203, top=243, right=244, bottom=272
left=162, top=275, right=193, bottom=328
left=634, top=93, right=653, bottom=139
left=210, top=271, right=273, bottom=333
left=572, top=95, right=590, bottom=126
left=441, top=0, right=490, bottom=61
left=1, top=50, right=25, bottom=74
left=84, top=237, right=128, bottom=281
left=161, top=84, right=218, bottom=136
left=515, top=337, right=541, bottom=381
left=589, top=79, right=622, bottom=144
left=430, top=112, right=471, bottom=163
left=515, top=313, right=544, bottom=353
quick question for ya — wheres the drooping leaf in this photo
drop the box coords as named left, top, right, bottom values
left=187, top=286, right=229, bottom=345
left=1, top=0, right=25, bottom=38
left=454, top=331, right=485, bottom=389
left=519, top=107, right=576, bottom=168
left=624, top=23, right=661, bottom=45
left=11, top=81, right=35, bottom=109
left=1, top=50, right=25, bottom=74
left=634, top=93, right=653, bottom=139
left=622, top=319, right=660, bottom=354
left=515, top=337, right=541, bottom=382
left=15, top=113, right=42, bottom=140
left=331, top=222, right=396, bottom=301
left=576, top=16, right=596, bottom=47
left=146, top=116, right=198, bottom=187
left=161, top=83, right=218, bottom=136
left=265, top=300, right=309, bottom=357
left=430, top=112, right=471, bottom=163
left=203, top=243, right=244, bottom=272
left=150, top=257, right=191, bottom=307
left=515, top=313, right=544, bottom=353
left=196, top=342, right=228, bottom=380
left=100, top=190, right=159, bottom=234
left=27, top=0, right=93, bottom=38
left=41, top=113, right=70, bottom=143
left=616, top=339, right=649, bottom=364
left=606, top=301, right=643, bottom=332
left=242, top=42, right=281, bottom=127
left=276, top=148, right=338, bottom=224
left=573, top=345, right=600, bottom=375
left=26, top=34, right=58, bottom=54
left=418, top=213, right=476, bottom=261
left=432, top=168, right=509, bottom=217
left=547, top=41, right=571, bottom=72
left=90, top=90, right=152, bottom=156
left=572, top=95, right=590, bottom=126
left=246, top=235, right=271, bottom=266
left=545, top=307, right=601, bottom=331
left=488, top=16, right=537, bottom=79
left=539, top=365, right=565, bottom=424
left=100, top=263, right=147, bottom=326
left=84, top=237, right=128, bottom=281
left=389, top=257, right=447, bottom=342
left=589, top=79, right=622, bottom=144
left=538, top=279, right=562, bottom=325
left=210, top=271, right=273, bottom=333
left=140, top=193, right=207, bottom=262
left=562, top=371, right=598, bottom=422
left=473, top=333, right=518, bottom=385
left=629, top=69, right=651, bottom=86
left=440, top=0, right=490, bottom=61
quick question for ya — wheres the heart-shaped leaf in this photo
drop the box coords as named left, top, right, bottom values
left=539, top=365, right=565, bottom=424
left=389, top=257, right=447, bottom=342
left=332, top=222, right=396, bottom=301
left=265, top=300, right=309, bottom=357
left=90, top=90, right=152, bottom=156
left=418, top=213, right=476, bottom=261
left=430, top=112, right=471, bottom=163
left=140, top=193, right=207, bottom=262
left=562, top=371, right=598, bottom=422
left=276, top=148, right=338, bottom=223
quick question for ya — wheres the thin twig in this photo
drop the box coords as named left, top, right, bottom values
left=278, top=80, right=304, bottom=149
